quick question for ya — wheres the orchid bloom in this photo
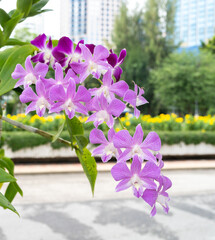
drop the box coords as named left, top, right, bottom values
left=71, top=44, right=110, bottom=83
left=49, top=79, right=91, bottom=119
left=89, top=69, right=129, bottom=103
left=113, top=124, right=161, bottom=163
left=90, top=128, right=121, bottom=162
left=86, top=94, right=125, bottom=128
left=142, top=175, right=172, bottom=216
left=19, top=80, right=51, bottom=117
left=52, top=37, right=84, bottom=68
left=124, top=83, right=148, bottom=118
left=12, top=56, right=48, bottom=88
left=31, top=34, right=55, bottom=65
left=41, top=62, right=79, bottom=91
left=107, top=49, right=126, bottom=81
left=111, top=156, right=160, bottom=198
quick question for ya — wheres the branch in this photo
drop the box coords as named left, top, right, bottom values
left=0, top=116, right=71, bottom=147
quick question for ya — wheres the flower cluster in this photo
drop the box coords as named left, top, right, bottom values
left=12, top=34, right=171, bottom=216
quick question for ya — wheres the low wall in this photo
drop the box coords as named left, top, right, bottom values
left=3, top=142, right=215, bottom=159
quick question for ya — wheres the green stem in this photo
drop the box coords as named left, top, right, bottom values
left=0, top=115, right=72, bottom=147
left=118, top=117, right=127, bottom=130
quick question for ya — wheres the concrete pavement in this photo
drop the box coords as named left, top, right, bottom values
left=0, top=169, right=215, bottom=240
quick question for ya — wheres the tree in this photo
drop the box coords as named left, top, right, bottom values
left=111, top=0, right=177, bottom=114
left=200, top=35, right=215, bottom=54
left=150, top=51, right=215, bottom=115
left=14, top=27, right=37, bottom=43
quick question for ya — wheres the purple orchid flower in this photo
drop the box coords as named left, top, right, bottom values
left=107, top=49, right=126, bottom=81
left=123, top=83, right=148, bottom=118
left=111, top=156, right=160, bottom=198
left=89, top=69, right=129, bottom=102
left=52, top=37, right=84, bottom=68
left=31, top=34, right=55, bottom=65
left=12, top=56, right=48, bottom=89
left=89, top=128, right=121, bottom=162
left=142, top=175, right=172, bottom=216
left=86, top=94, right=125, bottom=128
left=19, top=80, right=51, bottom=117
left=70, top=44, right=110, bottom=83
left=113, top=124, right=161, bottom=163
left=49, top=79, right=91, bottom=119
left=41, top=62, right=80, bottom=91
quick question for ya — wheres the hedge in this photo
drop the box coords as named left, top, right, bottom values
left=1, top=130, right=215, bottom=152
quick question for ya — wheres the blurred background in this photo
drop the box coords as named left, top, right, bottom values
left=0, top=1, right=215, bottom=239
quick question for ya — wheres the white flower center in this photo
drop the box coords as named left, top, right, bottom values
left=96, top=110, right=110, bottom=122
left=131, top=145, right=143, bottom=157
left=88, top=61, right=98, bottom=73
left=131, top=174, right=142, bottom=189
left=104, top=142, right=117, bottom=156
left=71, top=53, right=81, bottom=62
left=96, top=86, right=110, bottom=99
left=24, top=73, right=37, bottom=85
left=44, top=49, right=52, bottom=63
left=64, top=99, right=75, bottom=112
left=36, top=97, right=49, bottom=110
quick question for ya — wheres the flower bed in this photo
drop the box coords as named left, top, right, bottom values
left=3, top=113, right=215, bottom=132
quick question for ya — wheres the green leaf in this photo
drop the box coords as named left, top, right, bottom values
left=52, top=119, right=65, bottom=143
left=6, top=38, right=27, bottom=46
left=5, top=182, right=23, bottom=203
left=0, top=149, right=4, bottom=158
left=0, top=46, right=19, bottom=71
left=75, top=135, right=88, bottom=152
left=0, top=44, right=36, bottom=96
left=0, top=8, right=11, bottom=28
left=75, top=148, right=97, bottom=195
left=28, top=0, right=50, bottom=17
left=0, top=192, right=19, bottom=215
left=3, top=12, right=24, bottom=40
left=0, top=157, right=15, bottom=176
left=0, top=168, right=16, bottom=183
left=66, top=115, right=84, bottom=136
left=0, top=29, right=4, bottom=47
left=17, top=0, right=33, bottom=17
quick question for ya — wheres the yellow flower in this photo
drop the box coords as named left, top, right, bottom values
left=171, top=113, right=177, bottom=118
left=125, top=121, right=131, bottom=126
left=121, top=117, right=126, bottom=122
left=46, top=116, right=54, bottom=122
left=10, top=116, right=18, bottom=121
left=209, top=119, right=214, bottom=125
left=175, top=117, right=183, bottom=123
left=201, top=129, right=206, bottom=133
left=116, top=127, right=120, bottom=132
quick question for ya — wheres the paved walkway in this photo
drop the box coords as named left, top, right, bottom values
left=14, top=160, right=215, bottom=175
left=0, top=169, right=215, bottom=240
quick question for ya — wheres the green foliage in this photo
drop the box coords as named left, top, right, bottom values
left=3, top=130, right=215, bottom=152
left=150, top=51, right=215, bottom=114
left=200, top=35, right=215, bottom=54
left=65, top=116, right=96, bottom=194
left=0, top=149, right=22, bottom=215
left=111, top=0, right=177, bottom=113
left=14, top=27, right=37, bottom=43
left=52, top=119, right=65, bottom=143
left=0, top=44, right=36, bottom=96
left=75, top=148, right=97, bottom=195
left=17, top=0, right=33, bottom=17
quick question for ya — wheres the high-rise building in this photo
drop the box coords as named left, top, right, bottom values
left=175, top=0, right=215, bottom=49
left=69, top=0, right=121, bottom=45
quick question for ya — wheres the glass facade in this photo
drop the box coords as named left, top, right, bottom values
left=175, top=0, right=215, bottom=48
left=71, top=0, right=87, bottom=42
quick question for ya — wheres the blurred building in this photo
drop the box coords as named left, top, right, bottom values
left=175, top=0, right=215, bottom=50
left=67, top=0, right=121, bottom=45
